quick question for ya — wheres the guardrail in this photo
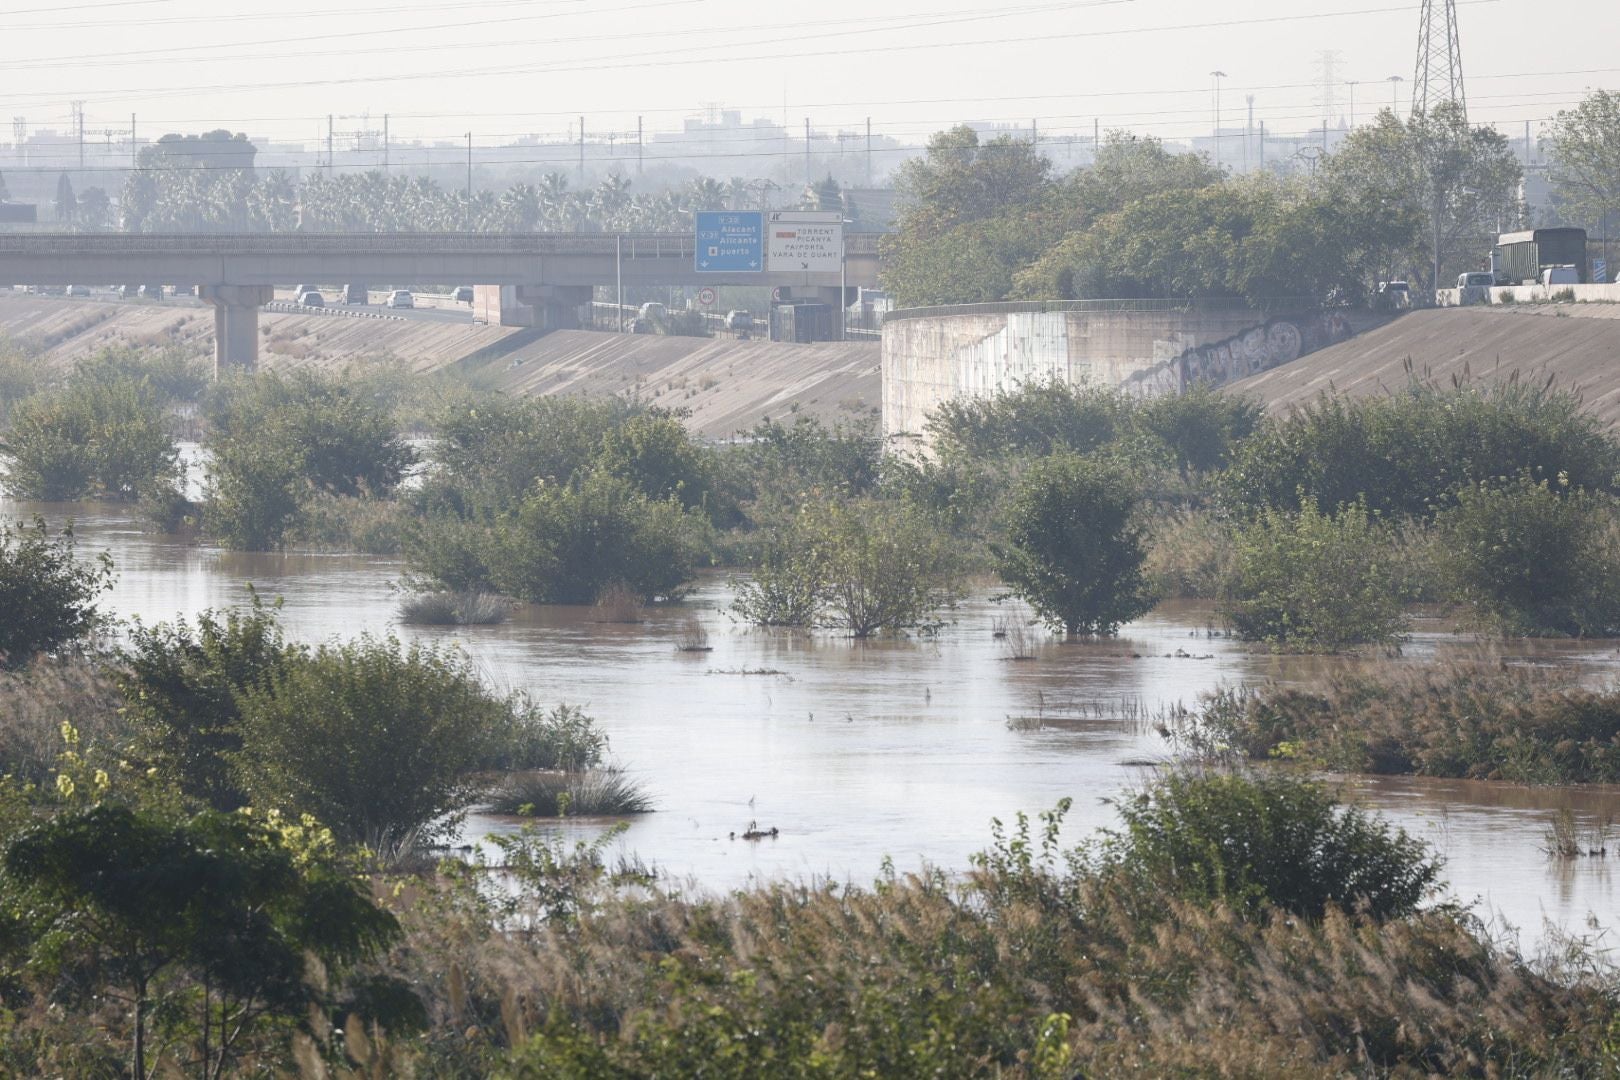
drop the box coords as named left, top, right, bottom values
left=883, top=296, right=1320, bottom=322
left=265, top=300, right=407, bottom=321
left=0, top=230, right=889, bottom=260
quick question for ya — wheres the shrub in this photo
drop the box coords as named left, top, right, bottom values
left=926, top=378, right=1126, bottom=463
left=483, top=702, right=607, bottom=773
left=75, top=345, right=208, bottom=405
left=1219, top=499, right=1408, bottom=650
left=118, top=597, right=296, bottom=811
left=1, top=375, right=178, bottom=501
left=1131, top=383, right=1262, bottom=478
left=483, top=769, right=653, bottom=817
left=284, top=491, right=409, bottom=555
left=1084, top=770, right=1441, bottom=921
left=0, top=655, right=123, bottom=785
left=593, top=410, right=714, bottom=512
left=1436, top=474, right=1620, bottom=636
left=0, top=518, right=112, bottom=667
left=993, top=454, right=1155, bottom=636
left=480, top=471, right=712, bottom=605
left=202, top=369, right=415, bottom=550
left=1220, top=383, right=1620, bottom=519
left=732, top=498, right=960, bottom=636
left=234, top=636, right=548, bottom=854
left=428, top=394, right=631, bottom=512
left=1181, top=663, right=1620, bottom=784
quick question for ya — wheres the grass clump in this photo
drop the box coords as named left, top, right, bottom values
left=397, top=590, right=509, bottom=626
left=483, top=768, right=653, bottom=818
left=1176, top=662, right=1620, bottom=784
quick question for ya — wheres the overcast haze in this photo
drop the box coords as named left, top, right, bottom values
left=2, top=0, right=1615, bottom=156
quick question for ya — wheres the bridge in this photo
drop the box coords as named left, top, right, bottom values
left=0, top=232, right=884, bottom=371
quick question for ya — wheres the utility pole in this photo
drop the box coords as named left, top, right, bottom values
left=1258, top=120, right=1265, bottom=168
left=130, top=113, right=136, bottom=169
left=1244, top=95, right=1254, bottom=173
left=1346, top=80, right=1359, bottom=129
left=466, top=132, right=472, bottom=197
left=1209, top=71, right=1226, bottom=170
left=637, top=115, right=643, bottom=175
left=327, top=115, right=334, bottom=174
left=71, top=100, right=85, bottom=170
left=383, top=114, right=389, bottom=173
left=865, top=116, right=872, bottom=185
left=804, top=117, right=811, bottom=185
left=578, top=116, right=585, bottom=186
left=1031, top=118, right=1038, bottom=147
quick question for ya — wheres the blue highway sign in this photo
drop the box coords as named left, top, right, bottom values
left=695, top=211, right=764, bottom=272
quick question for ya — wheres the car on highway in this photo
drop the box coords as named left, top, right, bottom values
left=724, top=309, right=754, bottom=331
left=297, top=290, right=325, bottom=307
left=386, top=290, right=414, bottom=309
left=139, top=284, right=165, bottom=299
left=65, top=285, right=91, bottom=297
left=342, top=284, right=369, bottom=304
left=451, top=286, right=474, bottom=303
left=1375, top=280, right=1412, bottom=311
left=120, top=284, right=140, bottom=298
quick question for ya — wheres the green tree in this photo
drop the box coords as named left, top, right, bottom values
left=2, top=804, right=399, bottom=1080
left=1437, top=475, right=1620, bottom=637
left=53, top=173, right=75, bottom=224
left=0, top=518, right=111, bottom=667
left=1542, top=89, right=1620, bottom=272
left=992, top=454, right=1154, bottom=637
left=1323, top=103, right=1521, bottom=291
left=1132, top=384, right=1261, bottom=479
left=593, top=410, right=713, bottom=512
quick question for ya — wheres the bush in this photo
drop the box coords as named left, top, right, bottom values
left=75, top=345, right=209, bottom=405
left=284, top=491, right=409, bottom=555
left=1, top=375, right=178, bottom=501
left=1436, top=474, right=1620, bottom=636
left=428, top=394, right=631, bottom=513
left=118, top=597, right=295, bottom=811
left=1219, top=500, right=1409, bottom=650
left=1182, top=663, right=1620, bottom=784
left=482, top=702, right=607, bottom=773
left=479, top=470, right=712, bottom=605
left=203, top=369, right=415, bottom=550
left=1131, top=383, right=1262, bottom=478
left=927, top=378, right=1126, bottom=463
left=0, top=655, right=123, bottom=785
left=733, top=498, right=961, bottom=636
left=993, top=454, right=1155, bottom=636
left=594, top=410, right=714, bottom=513
left=0, top=518, right=112, bottom=667
left=1085, top=770, right=1441, bottom=921
left=234, top=636, right=549, bottom=854
left=1220, top=383, right=1620, bottom=519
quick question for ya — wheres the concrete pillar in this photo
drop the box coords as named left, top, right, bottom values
left=199, top=285, right=273, bottom=375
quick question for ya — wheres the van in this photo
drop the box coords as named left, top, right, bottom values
left=341, top=284, right=368, bottom=304
left=1457, top=271, right=1494, bottom=306
left=1541, top=265, right=1579, bottom=286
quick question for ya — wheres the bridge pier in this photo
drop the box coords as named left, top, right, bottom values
left=200, top=285, right=273, bottom=374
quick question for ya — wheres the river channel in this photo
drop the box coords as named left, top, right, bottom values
left=7, top=496, right=1619, bottom=952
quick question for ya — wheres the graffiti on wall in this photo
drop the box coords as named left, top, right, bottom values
left=1123, top=311, right=1353, bottom=397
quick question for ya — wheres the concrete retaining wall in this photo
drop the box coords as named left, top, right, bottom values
left=1436, top=282, right=1620, bottom=307
left=882, top=305, right=1363, bottom=441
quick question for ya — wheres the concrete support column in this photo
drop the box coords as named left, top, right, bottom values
left=199, top=285, right=273, bottom=375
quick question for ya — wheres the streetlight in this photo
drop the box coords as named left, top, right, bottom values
left=1387, top=75, right=1404, bottom=119
left=1210, top=70, right=1228, bottom=170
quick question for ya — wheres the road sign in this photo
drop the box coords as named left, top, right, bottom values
left=697, top=287, right=716, bottom=306
left=1595, top=259, right=1608, bottom=284
left=767, top=210, right=844, bottom=273
left=771, top=286, right=784, bottom=302
left=694, top=211, right=763, bottom=273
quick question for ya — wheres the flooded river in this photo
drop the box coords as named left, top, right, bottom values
left=8, top=497, right=1619, bottom=950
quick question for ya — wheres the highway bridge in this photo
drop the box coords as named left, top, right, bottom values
left=0, top=232, right=884, bottom=371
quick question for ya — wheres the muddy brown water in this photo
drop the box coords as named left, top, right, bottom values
left=6, top=496, right=1618, bottom=950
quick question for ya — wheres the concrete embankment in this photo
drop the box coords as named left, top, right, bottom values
left=1229, top=306, right=1620, bottom=425
left=0, top=295, right=879, bottom=439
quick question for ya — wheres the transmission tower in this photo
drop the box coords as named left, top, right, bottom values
left=1412, top=0, right=1466, bottom=119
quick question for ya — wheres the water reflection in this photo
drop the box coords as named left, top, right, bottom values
left=6, top=497, right=1619, bottom=947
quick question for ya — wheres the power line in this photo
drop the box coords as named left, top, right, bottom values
left=0, top=0, right=1503, bottom=103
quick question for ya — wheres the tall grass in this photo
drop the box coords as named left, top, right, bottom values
left=398, top=590, right=510, bottom=627
left=483, top=769, right=653, bottom=817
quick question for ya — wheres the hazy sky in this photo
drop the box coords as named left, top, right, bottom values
left=2, top=0, right=1613, bottom=158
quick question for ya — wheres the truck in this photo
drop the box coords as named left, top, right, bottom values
left=1493, top=228, right=1588, bottom=285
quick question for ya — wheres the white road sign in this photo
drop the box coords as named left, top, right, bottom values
left=767, top=210, right=844, bottom=273
left=697, top=286, right=717, bottom=306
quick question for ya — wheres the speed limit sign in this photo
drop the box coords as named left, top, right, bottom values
left=698, top=287, right=717, bottom=306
